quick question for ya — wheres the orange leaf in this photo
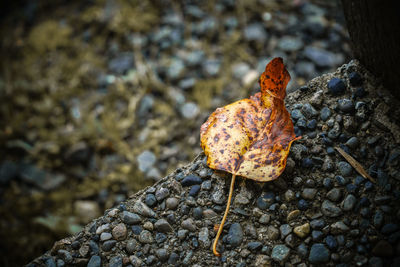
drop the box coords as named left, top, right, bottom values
left=200, top=57, right=300, bottom=257
left=200, top=57, right=299, bottom=182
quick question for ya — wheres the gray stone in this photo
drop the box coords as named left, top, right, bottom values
left=278, top=36, right=304, bottom=52
left=165, top=197, right=179, bottom=210
left=155, top=248, right=169, bottom=261
left=330, top=221, right=350, bottom=234
left=301, top=103, right=318, bottom=119
left=304, top=47, right=336, bottom=68
left=280, top=224, right=292, bottom=238
left=321, top=200, right=342, bottom=217
left=121, top=211, right=141, bottom=224
left=244, top=23, right=267, bottom=42
left=155, top=187, right=170, bottom=201
left=308, top=243, right=330, bottom=263
left=271, top=244, right=290, bottom=263
left=338, top=161, right=353, bottom=177
left=100, top=232, right=112, bottom=241
left=226, top=223, right=243, bottom=247
left=87, top=255, right=101, bottom=267
left=133, top=200, right=157, bottom=218
left=320, top=107, right=331, bottom=121
left=198, top=227, right=210, bottom=248
left=338, top=99, right=354, bottom=113
left=180, top=102, right=199, bottom=119
left=301, top=188, right=317, bottom=199
left=326, top=188, right=342, bottom=202
left=341, top=194, right=356, bottom=211
left=137, top=150, right=156, bottom=172
left=138, top=230, right=154, bottom=244
left=268, top=225, right=280, bottom=240
left=154, top=219, right=173, bottom=233
left=181, top=218, right=196, bottom=232
left=346, top=137, right=359, bottom=148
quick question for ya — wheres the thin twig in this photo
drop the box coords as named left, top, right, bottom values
left=212, top=174, right=236, bottom=257
left=335, top=146, right=376, bottom=183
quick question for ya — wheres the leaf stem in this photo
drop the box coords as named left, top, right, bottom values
left=213, top=173, right=236, bottom=257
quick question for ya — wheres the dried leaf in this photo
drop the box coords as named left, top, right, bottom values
left=200, top=57, right=299, bottom=181
left=200, top=58, right=300, bottom=256
left=335, top=146, right=376, bottom=183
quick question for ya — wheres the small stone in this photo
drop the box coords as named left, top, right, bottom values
left=87, top=255, right=101, bottom=267
left=189, top=185, right=201, bottom=197
left=338, top=99, right=354, bottom=113
left=308, top=243, right=330, bottom=263
left=198, top=227, right=210, bottom=248
left=320, top=107, right=332, bottom=121
left=325, top=235, right=338, bottom=250
left=155, top=248, right=169, bottom=262
left=341, top=194, right=356, bottom=211
left=145, top=194, right=157, bottom=207
left=226, top=223, right=243, bottom=247
left=328, top=78, right=346, bottom=95
left=181, top=218, right=196, bottom=232
left=166, top=197, right=179, bottom=210
left=181, top=175, right=202, bottom=186
left=297, top=243, right=308, bottom=259
left=133, top=200, right=157, bottom=218
left=312, top=230, right=324, bottom=241
left=267, top=225, right=280, bottom=240
left=74, top=201, right=101, bottom=224
left=280, top=224, right=292, bottom=238
left=244, top=23, right=267, bottom=42
left=102, top=240, right=117, bottom=252
left=338, top=161, right=353, bottom=176
left=177, top=229, right=188, bottom=240
left=271, top=244, right=290, bottom=263
left=143, top=221, right=153, bottom=231
left=137, top=150, right=156, bottom=172
left=96, top=224, right=110, bottom=234
left=155, top=187, right=170, bottom=201
left=180, top=102, right=199, bottom=119
left=193, top=207, right=203, bottom=220
left=154, top=219, right=173, bottom=233
left=259, top=214, right=271, bottom=224
left=301, top=188, right=317, bottom=200
left=247, top=241, right=263, bottom=251
left=321, top=200, right=342, bottom=217
left=57, top=250, right=72, bottom=264
left=138, top=230, right=153, bottom=244
left=294, top=223, right=310, bottom=238
left=100, top=232, right=112, bottom=241
left=297, top=199, right=309, bottom=211
left=112, top=223, right=127, bottom=241
left=287, top=210, right=301, bottom=221
left=121, top=211, right=141, bottom=225
left=326, top=188, right=342, bottom=202
left=349, top=72, right=363, bottom=86
left=284, top=190, right=295, bottom=202
left=301, top=103, right=318, bottom=119
left=330, top=221, right=350, bottom=234
left=346, top=137, right=359, bottom=148
left=129, top=255, right=142, bottom=267
left=126, top=239, right=138, bottom=254
left=203, top=208, right=217, bottom=218
left=381, top=223, right=399, bottom=234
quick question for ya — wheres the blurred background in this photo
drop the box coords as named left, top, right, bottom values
left=0, top=0, right=350, bottom=265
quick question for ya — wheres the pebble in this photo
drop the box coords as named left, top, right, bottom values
left=330, top=221, right=350, bottom=234
left=100, top=232, right=112, bottom=241
left=226, top=223, right=243, bottom=247
left=96, top=224, right=110, bottom=234
left=271, top=244, right=290, bottom=263
left=308, top=243, right=330, bottom=263
left=349, top=72, right=363, bottom=86
left=341, top=194, right=356, bottom=211
left=287, top=210, right=300, bottom=221
left=328, top=78, right=346, bottom=95
left=180, top=102, right=199, bottom=119
left=325, top=235, right=338, bottom=250
left=181, top=175, right=202, bottom=186
left=121, top=211, right=141, bottom=225
left=345, top=136, right=359, bottom=148
left=280, top=224, right=292, bottom=238
left=165, top=197, right=179, bottom=210
left=102, top=240, right=117, bottom=251
left=320, top=107, right=332, bottom=121
left=112, top=223, right=127, bottom=241
left=57, top=250, right=72, bottom=264
left=267, top=226, right=280, bottom=240
left=87, top=255, right=101, bottom=267
left=198, top=227, right=210, bottom=248
left=144, top=194, right=157, bottom=207
left=259, top=214, right=271, bottom=224
left=301, top=103, right=318, bottom=119
left=312, top=230, right=324, bottom=241
left=301, top=188, right=317, bottom=199
left=326, top=188, right=342, bottom=202
left=321, top=200, right=342, bottom=217
left=189, top=184, right=201, bottom=197
left=138, top=230, right=153, bottom=244
left=155, top=187, right=170, bottom=201
left=137, top=150, right=156, bottom=172
left=181, top=218, right=196, bottom=232
left=294, top=223, right=310, bottom=238
left=155, top=248, right=169, bottom=261
left=304, top=47, right=336, bottom=68
left=154, top=219, right=173, bottom=233
left=297, top=199, right=309, bottom=211
left=243, top=23, right=267, bottom=42
left=338, top=99, right=354, bottom=113
left=133, top=200, right=157, bottom=218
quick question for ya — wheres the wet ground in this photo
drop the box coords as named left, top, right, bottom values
left=0, top=0, right=350, bottom=265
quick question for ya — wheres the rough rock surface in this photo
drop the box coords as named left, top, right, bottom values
left=28, top=61, right=400, bottom=266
